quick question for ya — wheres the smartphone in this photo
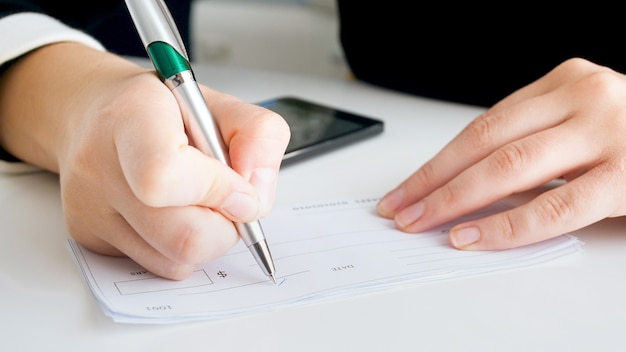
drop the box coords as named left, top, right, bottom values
left=257, top=96, right=384, bottom=166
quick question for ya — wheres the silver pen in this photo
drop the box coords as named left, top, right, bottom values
left=125, top=0, right=277, bottom=283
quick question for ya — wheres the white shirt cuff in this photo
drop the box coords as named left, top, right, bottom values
left=0, top=12, right=105, bottom=65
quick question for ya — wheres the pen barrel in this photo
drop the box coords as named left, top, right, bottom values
left=125, top=0, right=188, bottom=60
left=170, top=75, right=275, bottom=268
left=236, top=222, right=275, bottom=276
left=235, top=221, right=268, bottom=248
left=170, top=76, right=230, bottom=165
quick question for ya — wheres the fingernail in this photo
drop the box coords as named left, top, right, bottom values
left=377, top=188, right=405, bottom=218
left=451, top=226, right=480, bottom=248
left=395, top=201, right=425, bottom=229
left=250, top=168, right=277, bottom=215
left=222, top=192, right=260, bottom=221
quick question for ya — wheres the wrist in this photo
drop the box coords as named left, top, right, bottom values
left=0, top=42, right=149, bottom=172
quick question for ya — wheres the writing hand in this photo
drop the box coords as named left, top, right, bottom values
left=0, top=43, right=290, bottom=279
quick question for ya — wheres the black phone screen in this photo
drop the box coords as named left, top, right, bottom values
left=257, top=96, right=384, bottom=166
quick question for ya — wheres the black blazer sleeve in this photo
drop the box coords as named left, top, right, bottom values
left=337, top=1, right=626, bottom=108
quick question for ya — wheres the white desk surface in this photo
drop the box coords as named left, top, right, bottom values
left=2, top=59, right=626, bottom=351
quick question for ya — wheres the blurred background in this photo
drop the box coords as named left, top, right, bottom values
left=190, top=0, right=349, bottom=79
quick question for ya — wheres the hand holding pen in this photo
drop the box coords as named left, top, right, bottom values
left=124, top=0, right=288, bottom=282
left=0, top=8, right=288, bottom=281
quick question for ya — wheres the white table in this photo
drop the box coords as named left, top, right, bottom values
left=2, top=60, right=625, bottom=351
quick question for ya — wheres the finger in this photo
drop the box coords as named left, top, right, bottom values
left=448, top=162, right=621, bottom=250
left=200, top=88, right=290, bottom=172
left=115, top=200, right=240, bottom=273
left=66, top=199, right=201, bottom=281
left=201, top=87, right=291, bottom=215
left=378, top=90, right=572, bottom=218
left=394, top=116, right=600, bottom=234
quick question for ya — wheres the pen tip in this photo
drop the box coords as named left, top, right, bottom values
left=270, top=273, right=277, bottom=285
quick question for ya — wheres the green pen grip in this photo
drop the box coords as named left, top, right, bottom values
left=146, top=41, right=191, bottom=80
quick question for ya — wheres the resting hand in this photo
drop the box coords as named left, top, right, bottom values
left=377, top=58, right=626, bottom=250
left=0, top=43, right=290, bottom=279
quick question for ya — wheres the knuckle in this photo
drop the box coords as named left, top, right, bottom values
left=169, top=217, right=237, bottom=266
left=202, top=171, right=233, bottom=205
left=171, top=223, right=209, bottom=264
left=268, top=110, right=292, bottom=137
left=437, top=180, right=459, bottom=205
left=537, top=193, right=572, bottom=224
left=557, top=57, right=596, bottom=73
left=260, top=111, right=291, bottom=150
left=416, top=161, right=439, bottom=188
left=490, top=143, right=527, bottom=176
left=131, top=159, right=175, bottom=207
left=462, top=112, right=498, bottom=153
left=250, top=109, right=291, bottom=140
left=497, top=212, right=517, bottom=244
left=577, top=71, right=622, bottom=100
